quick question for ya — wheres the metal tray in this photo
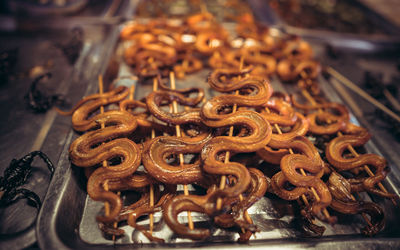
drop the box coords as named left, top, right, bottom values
left=37, top=31, right=400, bottom=249
left=248, top=0, right=400, bottom=53
left=37, top=6, right=400, bottom=250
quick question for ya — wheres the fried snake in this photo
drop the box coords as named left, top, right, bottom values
left=327, top=172, right=385, bottom=236
left=271, top=136, right=333, bottom=222
left=326, top=123, right=396, bottom=199
left=69, top=88, right=141, bottom=223
left=142, top=85, right=211, bottom=184
left=201, top=69, right=273, bottom=199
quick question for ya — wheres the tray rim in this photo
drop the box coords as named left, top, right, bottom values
left=248, top=0, right=400, bottom=53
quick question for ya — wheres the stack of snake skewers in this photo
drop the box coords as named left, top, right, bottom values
left=59, top=10, right=398, bottom=244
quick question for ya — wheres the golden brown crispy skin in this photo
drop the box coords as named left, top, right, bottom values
left=164, top=168, right=267, bottom=241
left=162, top=69, right=273, bottom=240
left=69, top=109, right=139, bottom=167
left=291, top=96, right=350, bottom=135
left=186, top=12, right=216, bottom=33
left=201, top=70, right=273, bottom=199
left=146, top=89, right=204, bottom=125
left=237, top=50, right=277, bottom=78
left=119, top=98, right=147, bottom=111
left=257, top=112, right=309, bottom=164
left=119, top=99, right=152, bottom=127
left=235, top=14, right=272, bottom=45
left=271, top=171, right=308, bottom=200
left=120, top=22, right=151, bottom=41
left=98, top=176, right=157, bottom=237
left=270, top=136, right=333, bottom=223
left=120, top=98, right=177, bottom=135
left=195, top=32, right=228, bottom=55
left=214, top=168, right=269, bottom=241
left=270, top=112, right=309, bottom=146
left=256, top=92, right=308, bottom=165
left=124, top=41, right=177, bottom=78
left=261, top=98, right=298, bottom=126
left=326, top=123, right=396, bottom=199
left=258, top=146, right=289, bottom=165
left=207, top=49, right=276, bottom=78
left=163, top=186, right=221, bottom=240
left=151, top=74, right=204, bottom=96
left=277, top=59, right=320, bottom=82
left=70, top=87, right=130, bottom=132
left=73, top=138, right=141, bottom=224
left=124, top=42, right=177, bottom=66
left=85, top=140, right=141, bottom=223
left=56, top=86, right=129, bottom=120
left=69, top=94, right=141, bottom=223
left=280, top=37, right=313, bottom=60
left=127, top=185, right=176, bottom=243
left=327, top=172, right=385, bottom=236
left=207, top=67, right=254, bottom=91
left=107, top=172, right=155, bottom=191
left=143, top=85, right=210, bottom=184
left=208, top=49, right=241, bottom=69
left=99, top=191, right=151, bottom=237
left=142, top=131, right=212, bottom=184
left=174, top=55, right=203, bottom=79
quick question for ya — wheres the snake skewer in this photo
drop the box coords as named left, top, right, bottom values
left=264, top=106, right=332, bottom=221
left=109, top=84, right=136, bottom=240
left=146, top=55, right=160, bottom=233
left=142, top=56, right=160, bottom=233
left=300, top=71, right=397, bottom=206
left=215, top=57, right=253, bottom=233
left=170, top=71, right=195, bottom=230
left=108, top=85, right=137, bottom=237
left=252, top=49, right=332, bottom=221
left=299, top=75, right=376, bottom=226
left=97, top=75, right=116, bottom=241
left=148, top=77, right=159, bottom=233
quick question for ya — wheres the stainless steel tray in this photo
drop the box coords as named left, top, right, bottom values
left=248, top=0, right=400, bottom=53
left=37, top=5, right=400, bottom=250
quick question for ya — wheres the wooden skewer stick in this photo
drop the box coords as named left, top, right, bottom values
left=182, top=52, right=190, bottom=71
left=300, top=83, right=397, bottom=206
left=200, top=1, right=208, bottom=14
left=299, top=79, right=376, bottom=226
left=98, top=75, right=115, bottom=240
left=383, top=88, right=400, bottom=112
left=108, top=85, right=137, bottom=241
left=216, top=57, right=241, bottom=210
left=325, top=66, right=400, bottom=124
left=144, top=55, right=157, bottom=234
left=149, top=77, right=158, bottom=234
left=109, top=85, right=137, bottom=241
left=108, top=86, right=138, bottom=240
left=169, top=71, right=195, bottom=230
left=264, top=107, right=331, bottom=221
left=301, top=88, right=377, bottom=227
left=215, top=57, right=253, bottom=231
